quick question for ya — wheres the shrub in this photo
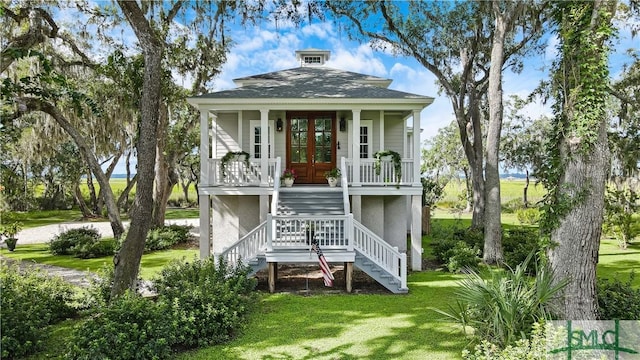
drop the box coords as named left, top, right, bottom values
left=502, top=198, right=525, bottom=213
left=145, top=224, right=194, bottom=252
left=1, top=264, right=75, bottom=359
left=74, top=239, right=117, bottom=259
left=447, top=241, right=480, bottom=273
left=453, top=227, right=484, bottom=250
left=153, top=256, right=258, bottom=348
left=78, top=266, right=115, bottom=310
left=67, top=291, right=174, bottom=360
left=502, top=227, right=541, bottom=271
left=431, top=225, right=483, bottom=268
left=432, top=237, right=459, bottom=264
left=433, top=253, right=567, bottom=348
left=462, top=322, right=550, bottom=360
left=516, top=207, right=541, bottom=225
left=49, top=226, right=100, bottom=255
left=597, top=272, right=640, bottom=320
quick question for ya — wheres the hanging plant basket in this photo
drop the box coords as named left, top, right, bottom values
left=374, top=150, right=402, bottom=184
left=220, top=151, right=251, bottom=178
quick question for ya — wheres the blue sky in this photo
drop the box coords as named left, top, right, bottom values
left=111, top=7, right=637, bottom=174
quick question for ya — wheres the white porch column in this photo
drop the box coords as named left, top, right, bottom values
left=351, top=109, right=361, bottom=186
left=237, top=111, right=243, bottom=149
left=259, top=195, right=269, bottom=222
left=260, top=109, right=269, bottom=186
left=411, top=194, right=422, bottom=270
left=379, top=110, right=385, bottom=151
left=412, top=110, right=421, bottom=187
left=199, top=195, right=211, bottom=259
left=200, top=110, right=210, bottom=184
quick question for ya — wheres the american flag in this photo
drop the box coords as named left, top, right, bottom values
left=312, top=239, right=334, bottom=287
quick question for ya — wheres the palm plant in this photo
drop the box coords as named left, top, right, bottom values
left=432, top=253, right=567, bottom=347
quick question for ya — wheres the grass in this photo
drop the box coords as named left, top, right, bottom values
left=439, top=178, right=546, bottom=209
left=0, top=243, right=198, bottom=280
left=177, top=271, right=468, bottom=360
left=2, top=209, right=85, bottom=228
left=78, top=178, right=198, bottom=206
left=597, top=238, right=640, bottom=286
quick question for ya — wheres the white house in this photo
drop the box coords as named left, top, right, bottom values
left=187, top=49, right=434, bottom=293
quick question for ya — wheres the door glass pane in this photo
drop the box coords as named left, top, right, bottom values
left=314, top=117, right=332, bottom=164
left=291, top=117, right=308, bottom=164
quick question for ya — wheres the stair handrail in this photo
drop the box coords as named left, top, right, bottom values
left=340, top=156, right=350, bottom=215
left=353, top=220, right=407, bottom=290
left=270, top=157, right=282, bottom=214
left=219, top=220, right=268, bottom=266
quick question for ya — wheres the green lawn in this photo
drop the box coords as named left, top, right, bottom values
left=0, top=244, right=198, bottom=280
left=178, top=271, right=468, bottom=360
left=439, top=179, right=546, bottom=209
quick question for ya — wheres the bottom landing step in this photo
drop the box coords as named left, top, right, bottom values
left=264, top=249, right=355, bottom=263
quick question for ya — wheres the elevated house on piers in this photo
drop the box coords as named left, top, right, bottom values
left=187, top=49, right=433, bottom=293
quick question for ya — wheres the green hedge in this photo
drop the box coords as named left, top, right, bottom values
left=1, top=264, right=75, bottom=359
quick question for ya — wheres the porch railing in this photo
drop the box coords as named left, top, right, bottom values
left=205, top=157, right=415, bottom=187
left=207, top=158, right=278, bottom=186
left=219, top=221, right=268, bottom=265
left=270, top=215, right=351, bottom=250
left=353, top=220, right=407, bottom=289
left=344, top=159, right=415, bottom=185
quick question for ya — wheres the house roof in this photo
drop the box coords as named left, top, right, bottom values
left=190, top=66, right=433, bottom=102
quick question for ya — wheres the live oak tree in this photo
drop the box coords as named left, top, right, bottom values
left=542, top=0, right=617, bottom=319
left=1, top=2, right=126, bottom=238
left=324, top=0, right=545, bottom=263
left=111, top=0, right=266, bottom=296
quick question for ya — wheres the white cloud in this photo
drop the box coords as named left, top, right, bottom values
left=545, top=34, right=560, bottom=62
left=327, top=44, right=387, bottom=76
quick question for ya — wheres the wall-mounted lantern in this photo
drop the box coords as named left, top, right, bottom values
left=339, top=117, right=346, bottom=132
left=276, top=118, right=283, bottom=132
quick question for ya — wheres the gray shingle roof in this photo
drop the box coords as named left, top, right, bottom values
left=192, top=66, right=431, bottom=100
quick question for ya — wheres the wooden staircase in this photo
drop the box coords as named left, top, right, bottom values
left=220, top=186, right=408, bottom=294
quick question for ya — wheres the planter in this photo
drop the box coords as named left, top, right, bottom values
left=4, top=237, right=17, bottom=251
left=283, top=178, right=294, bottom=187
left=327, top=177, right=338, bottom=187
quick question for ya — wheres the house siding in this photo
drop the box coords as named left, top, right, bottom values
left=382, top=116, right=404, bottom=154
left=211, top=195, right=261, bottom=253
left=384, top=196, right=407, bottom=253
left=216, top=113, right=241, bottom=156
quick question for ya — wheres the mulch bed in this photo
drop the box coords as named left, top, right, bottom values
left=253, top=264, right=392, bottom=295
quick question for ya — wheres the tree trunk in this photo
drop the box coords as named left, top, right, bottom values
left=117, top=173, right=138, bottom=212
left=86, top=170, right=99, bottom=214
left=483, top=3, right=508, bottom=265
left=549, top=120, right=609, bottom=319
left=523, top=169, right=530, bottom=208
left=111, top=0, right=164, bottom=297
left=151, top=103, right=171, bottom=228
left=74, top=183, right=93, bottom=218
left=469, top=87, right=486, bottom=229
left=548, top=0, right=615, bottom=320
left=182, top=180, right=191, bottom=204
left=453, top=92, right=485, bottom=227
